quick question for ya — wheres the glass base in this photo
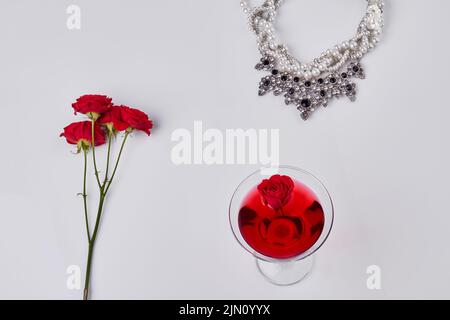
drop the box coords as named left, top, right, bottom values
left=256, top=255, right=315, bottom=286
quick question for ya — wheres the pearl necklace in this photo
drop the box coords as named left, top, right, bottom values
left=240, top=0, right=385, bottom=120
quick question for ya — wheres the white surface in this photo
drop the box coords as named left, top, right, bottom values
left=0, top=0, right=449, bottom=299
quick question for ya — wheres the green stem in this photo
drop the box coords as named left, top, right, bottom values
left=105, top=132, right=129, bottom=195
left=83, top=241, right=94, bottom=300
left=83, top=132, right=128, bottom=300
left=102, top=131, right=112, bottom=188
left=91, top=119, right=102, bottom=188
left=83, top=132, right=130, bottom=300
left=82, top=149, right=91, bottom=243
left=83, top=190, right=106, bottom=300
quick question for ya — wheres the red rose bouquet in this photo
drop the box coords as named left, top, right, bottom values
left=60, top=94, right=153, bottom=300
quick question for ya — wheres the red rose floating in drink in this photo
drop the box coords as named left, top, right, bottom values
left=60, top=95, right=153, bottom=300
left=238, top=175, right=325, bottom=259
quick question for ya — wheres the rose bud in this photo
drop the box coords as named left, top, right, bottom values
left=257, top=175, right=295, bottom=211
left=60, top=121, right=106, bottom=152
left=72, top=95, right=113, bottom=120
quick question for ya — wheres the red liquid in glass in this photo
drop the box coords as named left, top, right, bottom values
left=238, top=180, right=325, bottom=259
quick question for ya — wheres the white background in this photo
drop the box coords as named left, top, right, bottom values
left=0, top=0, right=449, bottom=299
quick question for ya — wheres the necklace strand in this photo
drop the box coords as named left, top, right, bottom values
left=240, top=0, right=384, bottom=78
left=240, top=0, right=385, bottom=120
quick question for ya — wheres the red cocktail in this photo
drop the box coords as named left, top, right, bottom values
left=238, top=179, right=324, bottom=259
left=229, top=166, right=333, bottom=285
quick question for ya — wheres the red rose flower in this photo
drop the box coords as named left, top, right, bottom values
left=257, top=175, right=294, bottom=211
left=60, top=121, right=106, bottom=151
left=118, top=105, right=153, bottom=135
left=72, top=95, right=113, bottom=120
left=98, top=105, right=130, bottom=133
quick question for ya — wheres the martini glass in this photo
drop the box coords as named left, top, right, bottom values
left=229, top=166, right=333, bottom=285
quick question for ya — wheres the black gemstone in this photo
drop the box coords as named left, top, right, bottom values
left=304, top=81, right=312, bottom=87
left=346, top=84, right=353, bottom=92
left=293, top=77, right=300, bottom=83
left=330, top=77, right=337, bottom=84
left=281, top=75, right=288, bottom=81
left=288, top=88, right=295, bottom=95
left=272, top=69, right=279, bottom=75
left=300, top=99, right=312, bottom=108
left=341, top=72, right=348, bottom=79
left=263, top=80, right=270, bottom=87
left=320, top=90, right=326, bottom=97
left=263, top=59, right=270, bottom=65
left=352, top=66, right=360, bottom=72
left=317, top=78, right=324, bottom=84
